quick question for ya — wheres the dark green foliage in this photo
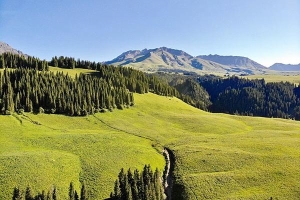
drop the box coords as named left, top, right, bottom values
left=0, top=68, right=134, bottom=115
left=0, top=54, right=182, bottom=116
left=1, top=53, right=48, bottom=70
left=200, top=76, right=300, bottom=119
left=12, top=187, right=22, bottom=200
left=50, top=56, right=179, bottom=97
left=152, top=72, right=212, bottom=111
left=13, top=183, right=88, bottom=200
left=52, top=187, right=57, bottom=200
left=13, top=186, right=56, bottom=200
left=69, top=182, right=75, bottom=200
left=25, top=186, right=34, bottom=200
left=175, top=78, right=211, bottom=110
left=110, top=165, right=164, bottom=200
left=80, top=182, right=87, bottom=200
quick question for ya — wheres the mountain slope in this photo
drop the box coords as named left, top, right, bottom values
left=269, top=63, right=300, bottom=71
left=0, top=41, right=27, bottom=56
left=106, top=47, right=267, bottom=74
left=106, top=47, right=200, bottom=72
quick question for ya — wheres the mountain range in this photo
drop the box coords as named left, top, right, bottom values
left=269, top=63, right=300, bottom=71
left=1, top=41, right=299, bottom=73
left=105, top=47, right=267, bottom=74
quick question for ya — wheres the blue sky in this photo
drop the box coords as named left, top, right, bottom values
left=0, top=0, right=299, bottom=66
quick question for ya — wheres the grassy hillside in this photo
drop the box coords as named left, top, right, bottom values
left=92, top=93, right=300, bottom=199
left=0, top=112, right=165, bottom=199
left=1, top=93, right=300, bottom=199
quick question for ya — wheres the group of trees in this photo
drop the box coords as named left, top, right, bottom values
left=12, top=165, right=164, bottom=200
left=49, top=56, right=179, bottom=97
left=12, top=182, right=87, bottom=200
left=49, top=56, right=99, bottom=70
left=0, top=69, right=134, bottom=115
left=0, top=53, right=49, bottom=71
left=0, top=54, right=180, bottom=116
left=12, top=185, right=57, bottom=200
left=199, top=76, right=300, bottom=120
left=110, top=165, right=164, bottom=200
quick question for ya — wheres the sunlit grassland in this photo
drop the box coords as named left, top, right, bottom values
left=48, top=66, right=97, bottom=78
left=0, top=113, right=165, bottom=199
left=99, top=93, right=300, bottom=199
left=246, top=72, right=300, bottom=85
left=1, top=92, right=300, bottom=199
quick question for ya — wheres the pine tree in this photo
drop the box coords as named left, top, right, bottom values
left=12, top=187, right=22, bottom=200
left=52, top=187, right=57, bottom=200
left=80, top=182, right=87, bottom=200
left=69, top=182, right=75, bottom=200
left=0, top=55, right=5, bottom=68
left=25, top=186, right=34, bottom=200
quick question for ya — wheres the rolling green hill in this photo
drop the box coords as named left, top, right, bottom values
left=1, top=93, right=300, bottom=199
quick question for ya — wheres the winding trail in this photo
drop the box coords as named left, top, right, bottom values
left=93, top=114, right=176, bottom=199
left=163, top=148, right=174, bottom=200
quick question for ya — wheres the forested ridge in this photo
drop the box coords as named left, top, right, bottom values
left=154, top=72, right=300, bottom=120
left=0, top=53, right=178, bottom=116
left=2, top=52, right=300, bottom=120
left=200, top=76, right=300, bottom=120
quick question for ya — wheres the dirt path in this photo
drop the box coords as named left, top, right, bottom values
left=163, top=148, right=173, bottom=200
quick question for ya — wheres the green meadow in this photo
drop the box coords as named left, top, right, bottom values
left=246, top=72, right=300, bottom=85
left=1, top=93, right=300, bottom=199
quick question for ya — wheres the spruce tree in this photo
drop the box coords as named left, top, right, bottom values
left=80, top=182, right=87, bottom=200
left=69, top=182, right=75, bottom=200
left=12, top=187, right=22, bottom=200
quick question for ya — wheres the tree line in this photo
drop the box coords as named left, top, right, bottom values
left=110, top=165, right=164, bottom=200
left=0, top=53, right=49, bottom=71
left=12, top=182, right=87, bottom=200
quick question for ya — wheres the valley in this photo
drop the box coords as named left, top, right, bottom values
left=1, top=42, right=300, bottom=199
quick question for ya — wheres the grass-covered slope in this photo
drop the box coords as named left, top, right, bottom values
left=1, top=93, right=300, bottom=199
left=0, top=113, right=165, bottom=199
left=98, top=93, right=300, bottom=199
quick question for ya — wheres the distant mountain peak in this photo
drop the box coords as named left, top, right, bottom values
left=0, top=41, right=27, bottom=56
left=269, top=63, right=300, bottom=71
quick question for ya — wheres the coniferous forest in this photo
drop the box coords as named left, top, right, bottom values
left=1, top=52, right=300, bottom=120
left=0, top=53, right=178, bottom=116
left=199, top=76, right=300, bottom=120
